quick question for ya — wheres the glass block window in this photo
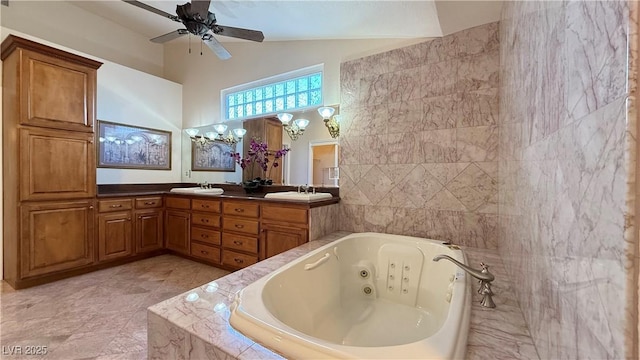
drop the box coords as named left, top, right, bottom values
left=222, top=65, right=323, bottom=121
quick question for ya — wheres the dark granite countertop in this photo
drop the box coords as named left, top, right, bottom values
left=96, top=183, right=340, bottom=207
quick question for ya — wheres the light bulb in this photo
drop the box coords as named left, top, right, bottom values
left=317, top=106, right=335, bottom=119
left=233, top=128, right=247, bottom=138
left=213, top=124, right=228, bottom=135
left=205, top=132, right=216, bottom=140
left=277, top=113, right=293, bottom=125
left=295, top=118, right=310, bottom=129
left=185, top=128, right=199, bottom=137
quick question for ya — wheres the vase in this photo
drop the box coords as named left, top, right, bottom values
left=242, top=181, right=261, bottom=194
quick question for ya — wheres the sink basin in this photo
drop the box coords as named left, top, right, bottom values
left=170, top=187, right=224, bottom=195
left=264, top=191, right=333, bottom=201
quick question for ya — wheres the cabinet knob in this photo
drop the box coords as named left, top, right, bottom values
left=88, top=138, right=94, bottom=144
left=234, top=258, right=244, bottom=264
left=233, top=240, right=242, bottom=246
left=89, top=205, right=94, bottom=210
left=235, top=224, right=244, bottom=229
left=201, top=250, right=209, bottom=255
left=234, top=208, right=244, bottom=212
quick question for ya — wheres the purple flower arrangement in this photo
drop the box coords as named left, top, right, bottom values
left=231, top=138, right=290, bottom=183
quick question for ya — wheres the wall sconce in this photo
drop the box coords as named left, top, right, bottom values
left=185, top=124, right=246, bottom=146
left=277, top=113, right=310, bottom=141
left=317, top=106, right=340, bottom=138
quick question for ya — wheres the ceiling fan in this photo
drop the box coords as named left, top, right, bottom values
left=122, top=0, right=264, bottom=60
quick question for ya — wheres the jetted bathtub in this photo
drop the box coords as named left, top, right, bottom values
left=230, top=232, right=471, bottom=359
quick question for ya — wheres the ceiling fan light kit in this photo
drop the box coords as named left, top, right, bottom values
left=122, top=0, right=264, bottom=60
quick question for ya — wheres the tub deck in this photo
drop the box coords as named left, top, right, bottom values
left=148, top=232, right=539, bottom=360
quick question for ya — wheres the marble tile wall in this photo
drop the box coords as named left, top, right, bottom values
left=309, top=204, right=339, bottom=241
left=338, top=22, right=500, bottom=249
left=498, top=0, right=637, bottom=358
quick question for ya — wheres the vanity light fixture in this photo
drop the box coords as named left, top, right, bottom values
left=184, top=124, right=247, bottom=146
left=277, top=112, right=310, bottom=141
left=317, top=106, right=340, bottom=138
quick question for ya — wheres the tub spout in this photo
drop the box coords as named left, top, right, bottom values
left=433, top=254, right=496, bottom=308
left=432, top=255, right=494, bottom=282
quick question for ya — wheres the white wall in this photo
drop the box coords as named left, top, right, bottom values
left=165, top=38, right=428, bottom=183
left=0, top=0, right=164, bottom=77
left=96, top=63, right=183, bottom=184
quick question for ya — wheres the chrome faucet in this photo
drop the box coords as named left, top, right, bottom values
left=299, top=184, right=311, bottom=194
left=433, top=254, right=496, bottom=308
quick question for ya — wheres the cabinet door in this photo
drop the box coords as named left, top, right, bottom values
left=20, top=127, right=95, bottom=201
left=135, top=209, right=164, bottom=253
left=20, top=200, right=95, bottom=278
left=260, top=223, right=307, bottom=260
left=165, top=210, right=190, bottom=255
left=98, top=212, right=133, bottom=262
left=20, top=49, right=96, bottom=132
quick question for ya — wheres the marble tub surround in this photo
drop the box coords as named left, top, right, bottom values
left=338, top=22, right=500, bottom=249
left=499, top=0, right=637, bottom=359
left=308, top=203, right=340, bottom=240
left=148, top=231, right=539, bottom=360
left=0, top=255, right=229, bottom=359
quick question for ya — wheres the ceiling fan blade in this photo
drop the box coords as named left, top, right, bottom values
left=191, top=0, right=211, bottom=20
left=203, top=33, right=231, bottom=60
left=151, top=30, right=188, bottom=43
left=214, top=25, right=264, bottom=42
left=122, top=0, right=179, bottom=21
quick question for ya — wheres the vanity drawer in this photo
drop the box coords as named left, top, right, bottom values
left=191, top=213, right=220, bottom=228
left=192, top=227, right=221, bottom=246
left=222, top=250, right=257, bottom=269
left=135, top=197, right=162, bottom=209
left=192, top=199, right=220, bottom=213
left=223, top=201, right=259, bottom=218
left=223, top=217, right=259, bottom=235
left=98, top=198, right=133, bottom=213
left=222, top=233, right=258, bottom=253
left=261, top=205, right=308, bottom=224
left=190, top=242, right=221, bottom=264
left=166, top=197, right=191, bottom=210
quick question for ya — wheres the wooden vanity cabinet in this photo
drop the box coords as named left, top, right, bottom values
left=165, top=196, right=191, bottom=255
left=2, top=35, right=102, bottom=288
left=189, top=198, right=221, bottom=265
left=260, top=204, right=309, bottom=260
left=221, top=200, right=260, bottom=269
left=134, top=197, right=164, bottom=254
left=97, top=198, right=133, bottom=262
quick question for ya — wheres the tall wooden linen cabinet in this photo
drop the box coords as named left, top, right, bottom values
left=2, top=35, right=102, bottom=289
left=242, top=117, right=284, bottom=184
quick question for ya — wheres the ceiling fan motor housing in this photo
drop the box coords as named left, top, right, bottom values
left=176, top=2, right=216, bottom=36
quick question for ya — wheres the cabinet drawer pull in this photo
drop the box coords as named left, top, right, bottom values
left=233, top=240, right=242, bottom=246
left=89, top=205, right=94, bottom=210
left=201, top=234, right=209, bottom=238
left=110, top=204, right=123, bottom=208
left=201, top=250, right=209, bottom=255
left=201, top=219, right=209, bottom=223
left=234, top=258, right=244, bottom=264
left=234, top=208, right=244, bottom=212
left=89, top=138, right=94, bottom=144
left=127, top=218, right=131, bottom=221
left=144, top=201, right=156, bottom=205
left=234, top=224, right=244, bottom=229
left=202, top=204, right=209, bottom=208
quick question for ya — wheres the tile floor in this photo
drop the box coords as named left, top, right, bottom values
left=0, top=255, right=229, bottom=360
